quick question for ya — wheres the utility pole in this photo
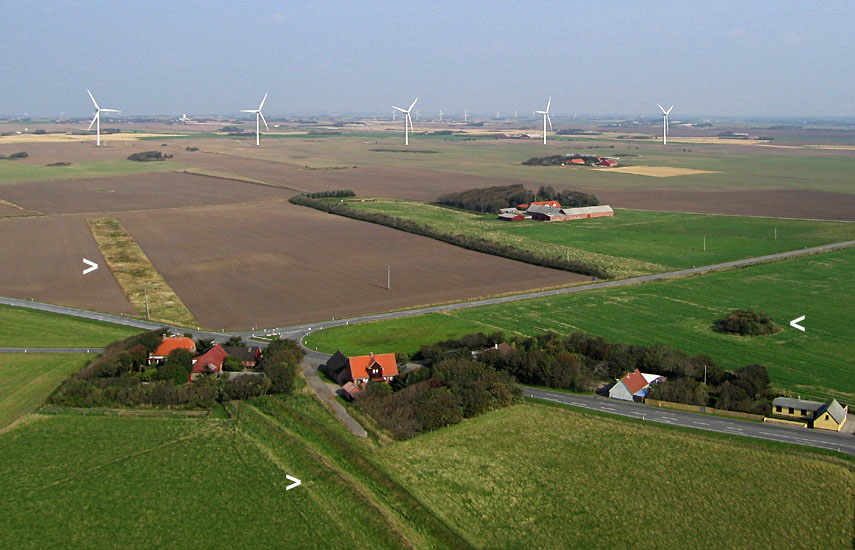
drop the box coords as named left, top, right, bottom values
left=703, top=235, right=706, bottom=252
left=387, top=266, right=391, bottom=290
left=144, top=285, right=150, bottom=320
left=774, top=226, right=777, bottom=240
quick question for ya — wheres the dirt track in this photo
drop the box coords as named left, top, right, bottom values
left=117, top=201, right=582, bottom=330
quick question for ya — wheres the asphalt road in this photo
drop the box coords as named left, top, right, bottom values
left=525, top=388, right=855, bottom=455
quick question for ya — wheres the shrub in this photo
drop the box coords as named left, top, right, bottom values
left=222, top=356, right=243, bottom=372
left=3, top=151, right=29, bottom=160
left=185, top=146, right=199, bottom=152
left=127, top=151, right=172, bottom=162
left=46, top=161, right=71, bottom=166
left=713, top=310, right=778, bottom=336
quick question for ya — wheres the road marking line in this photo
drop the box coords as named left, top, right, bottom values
left=692, top=422, right=710, bottom=426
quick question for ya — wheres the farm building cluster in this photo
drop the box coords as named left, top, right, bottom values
left=498, top=200, right=614, bottom=222
left=326, top=351, right=400, bottom=399
left=150, top=335, right=263, bottom=383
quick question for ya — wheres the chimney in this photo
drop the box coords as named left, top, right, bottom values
left=369, top=352, right=374, bottom=359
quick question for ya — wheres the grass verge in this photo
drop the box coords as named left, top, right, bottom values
left=86, top=218, right=197, bottom=327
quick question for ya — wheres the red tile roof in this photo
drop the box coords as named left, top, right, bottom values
left=152, top=337, right=196, bottom=357
left=192, top=344, right=228, bottom=375
left=348, top=353, right=399, bottom=381
left=518, top=200, right=561, bottom=209
left=620, top=369, right=650, bottom=395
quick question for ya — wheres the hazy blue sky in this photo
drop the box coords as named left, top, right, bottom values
left=1, top=1, right=853, bottom=118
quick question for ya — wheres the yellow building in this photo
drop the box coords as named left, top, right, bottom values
left=771, top=397, right=849, bottom=431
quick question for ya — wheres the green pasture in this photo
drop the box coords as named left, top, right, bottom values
left=380, top=403, right=855, bottom=549
left=305, top=246, right=855, bottom=402
left=345, top=199, right=855, bottom=277
left=0, top=304, right=141, bottom=347
left=0, top=158, right=182, bottom=185
left=0, top=353, right=89, bottom=430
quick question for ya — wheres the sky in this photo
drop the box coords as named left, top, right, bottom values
left=1, top=1, right=854, bottom=118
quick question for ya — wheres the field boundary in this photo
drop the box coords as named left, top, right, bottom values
left=86, top=217, right=198, bottom=327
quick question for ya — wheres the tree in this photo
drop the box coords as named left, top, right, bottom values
left=158, top=348, right=192, bottom=385
left=195, top=338, right=214, bottom=355
left=264, top=359, right=298, bottom=394
left=224, top=336, right=246, bottom=347
left=222, top=355, right=243, bottom=372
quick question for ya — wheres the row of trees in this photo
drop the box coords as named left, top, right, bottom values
left=127, top=151, right=172, bottom=162
left=414, top=331, right=776, bottom=415
left=354, top=358, right=521, bottom=440
left=533, top=186, right=600, bottom=207
left=290, top=193, right=608, bottom=278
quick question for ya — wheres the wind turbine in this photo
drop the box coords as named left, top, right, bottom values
left=657, top=103, right=673, bottom=145
left=463, top=109, right=468, bottom=123
left=178, top=113, right=191, bottom=124
left=392, top=97, right=418, bottom=145
left=535, top=97, right=553, bottom=145
left=86, top=90, right=120, bottom=147
left=438, top=109, right=444, bottom=122
left=240, top=93, right=269, bottom=146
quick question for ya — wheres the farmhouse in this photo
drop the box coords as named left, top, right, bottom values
left=772, top=397, right=849, bottom=431
left=598, top=158, right=618, bottom=167
left=190, top=344, right=228, bottom=381
left=529, top=204, right=614, bottom=222
left=609, top=369, right=666, bottom=401
left=326, top=351, right=399, bottom=386
left=518, top=200, right=561, bottom=210
left=148, top=335, right=196, bottom=365
left=223, top=346, right=261, bottom=369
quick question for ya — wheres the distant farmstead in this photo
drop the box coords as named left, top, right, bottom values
left=529, top=205, right=614, bottom=222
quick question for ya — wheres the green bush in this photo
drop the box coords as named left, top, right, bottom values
left=713, top=310, right=778, bottom=336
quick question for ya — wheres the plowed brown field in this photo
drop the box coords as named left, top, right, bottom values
left=117, top=201, right=582, bottom=330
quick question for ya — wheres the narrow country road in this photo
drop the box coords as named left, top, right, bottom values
left=525, top=388, right=855, bottom=455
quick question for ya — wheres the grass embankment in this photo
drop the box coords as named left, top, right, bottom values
left=86, top=218, right=197, bottom=327
left=0, top=392, right=468, bottom=549
left=0, top=159, right=181, bottom=185
left=0, top=304, right=141, bottom=347
left=380, top=402, right=855, bottom=550
left=306, top=246, right=855, bottom=402
left=0, top=353, right=89, bottom=431
left=346, top=199, right=855, bottom=277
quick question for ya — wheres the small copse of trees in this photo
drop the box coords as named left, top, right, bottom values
left=436, top=184, right=599, bottom=213
left=127, top=151, right=172, bottom=162
left=713, top=310, right=779, bottom=336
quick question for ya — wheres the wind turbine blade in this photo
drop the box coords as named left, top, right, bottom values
left=657, top=103, right=666, bottom=114
left=87, top=90, right=99, bottom=110
left=88, top=112, right=98, bottom=130
left=100, top=109, right=120, bottom=113
left=546, top=97, right=551, bottom=112
left=392, top=106, right=406, bottom=112
left=259, top=92, right=268, bottom=110
left=240, top=109, right=256, bottom=113
left=666, top=105, right=673, bottom=115
left=259, top=111, right=269, bottom=131
left=409, top=97, right=419, bottom=111
left=534, top=110, right=546, bottom=115
left=407, top=113, right=414, bottom=133
left=547, top=114, right=553, bottom=131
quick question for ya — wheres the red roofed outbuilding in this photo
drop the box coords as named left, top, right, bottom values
left=190, top=344, right=228, bottom=381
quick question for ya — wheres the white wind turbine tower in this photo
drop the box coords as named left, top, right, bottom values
left=86, top=90, right=120, bottom=147
left=535, top=97, right=553, bottom=145
left=438, top=109, right=444, bottom=122
left=657, top=103, right=673, bottom=145
left=241, top=93, right=269, bottom=146
left=463, top=109, right=468, bottom=123
left=392, top=97, right=418, bottom=145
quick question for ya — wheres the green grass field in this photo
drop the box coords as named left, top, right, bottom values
left=345, top=199, right=855, bottom=278
left=306, top=246, right=855, bottom=402
left=379, top=402, right=855, bottom=549
left=0, top=304, right=141, bottom=347
left=0, top=390, right=467, bottom=549
left=0, top=159, right=182, bottom=185
left=0, top=353, right=89, bottom=430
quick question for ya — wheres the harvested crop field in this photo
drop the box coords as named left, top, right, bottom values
left=606, top=165, right=718, bottom=177
left=590, top=188, right=855, bottom=221
left=0, top=216, right=136, bottom=314
left=0, top=171, right=291, bottom=215
left=117, top=201, right=581, bottom=330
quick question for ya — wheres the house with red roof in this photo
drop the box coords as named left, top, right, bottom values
left=326, top=351, right=399, bottom=386
left=608, top=368, right=666, bottom=401
left=148, top=336, right=196, bottom=365
left=190, top=344, right=228, bottom=381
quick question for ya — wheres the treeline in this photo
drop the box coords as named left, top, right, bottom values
left=436, top=184, right=598, bottom=213
left=289, top=192, right=608, bottom=278
left=415, top=331, right=776, bottom=416
left=303, top=189, right=355, bottom=198
left=522, top=154, right=604, bottom=167
left=127, top=151, right=172, bottom=162
left=354, top=358, right=521, bottom=440
left=48, top=331, right=303, bottom=410
left=0, top=151, right=28, bottom=160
